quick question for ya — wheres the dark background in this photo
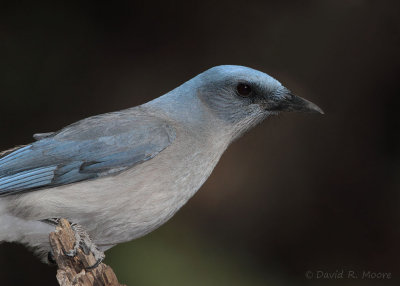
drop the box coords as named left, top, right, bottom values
left=0, top=1, right=399, bottom=285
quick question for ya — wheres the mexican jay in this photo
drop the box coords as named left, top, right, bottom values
left=0, top=65, right=323, bottom=262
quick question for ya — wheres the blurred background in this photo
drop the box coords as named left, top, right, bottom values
left=0, top=0, right=399, bottom=285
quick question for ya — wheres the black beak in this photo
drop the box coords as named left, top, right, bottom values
left=269, top=88, right=324, bottom=114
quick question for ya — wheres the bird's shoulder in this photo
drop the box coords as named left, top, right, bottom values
left=48, top=107, right=175, bottom=142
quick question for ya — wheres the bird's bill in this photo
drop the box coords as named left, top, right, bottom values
left=283, top=93, right=324, bottom=114
left=271, top=89, right=324, bottom=114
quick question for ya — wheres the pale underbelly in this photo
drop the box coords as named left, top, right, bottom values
left=4, top=145, right=222, bottom=245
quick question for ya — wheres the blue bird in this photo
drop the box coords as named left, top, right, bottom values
left=0, top=65, right=323, bottom=263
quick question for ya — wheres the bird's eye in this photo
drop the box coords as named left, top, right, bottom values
left=236, top=83, right=252, bottom=97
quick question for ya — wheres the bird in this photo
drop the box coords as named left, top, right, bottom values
left=0, top=65, right=323, bottom=264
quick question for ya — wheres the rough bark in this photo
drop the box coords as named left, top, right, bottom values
left=49, top=218, right=126, bottom=286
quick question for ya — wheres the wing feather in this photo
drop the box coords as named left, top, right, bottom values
left=0, top=109, right=176, bottom=196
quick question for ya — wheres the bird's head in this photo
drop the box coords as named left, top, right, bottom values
left=194, top=65, right=323, bottom=138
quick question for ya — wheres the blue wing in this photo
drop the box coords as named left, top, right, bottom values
left=0, top=109, right=176, bottom=196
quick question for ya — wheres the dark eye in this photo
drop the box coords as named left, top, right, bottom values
left=236, top=83, right=252, bottom=97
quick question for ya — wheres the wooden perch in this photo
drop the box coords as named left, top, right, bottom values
left=49, top=218, right=126, bottom=286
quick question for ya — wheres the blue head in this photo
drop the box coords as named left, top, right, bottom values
left=148, top=65, right=323, bottom=140
left=194, top=65, right=322, bottom=135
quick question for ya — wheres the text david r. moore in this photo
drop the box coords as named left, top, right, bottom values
left=305, top=269, right=391, bottom=280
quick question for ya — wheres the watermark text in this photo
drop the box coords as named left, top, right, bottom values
left=305, top=270, right=391, bottom=280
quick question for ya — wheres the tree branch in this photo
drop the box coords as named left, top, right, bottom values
left=49, top=218, right=126, bottom=286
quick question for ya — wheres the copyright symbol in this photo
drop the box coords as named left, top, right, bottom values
left=305, top=271, right=313, bottom=279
